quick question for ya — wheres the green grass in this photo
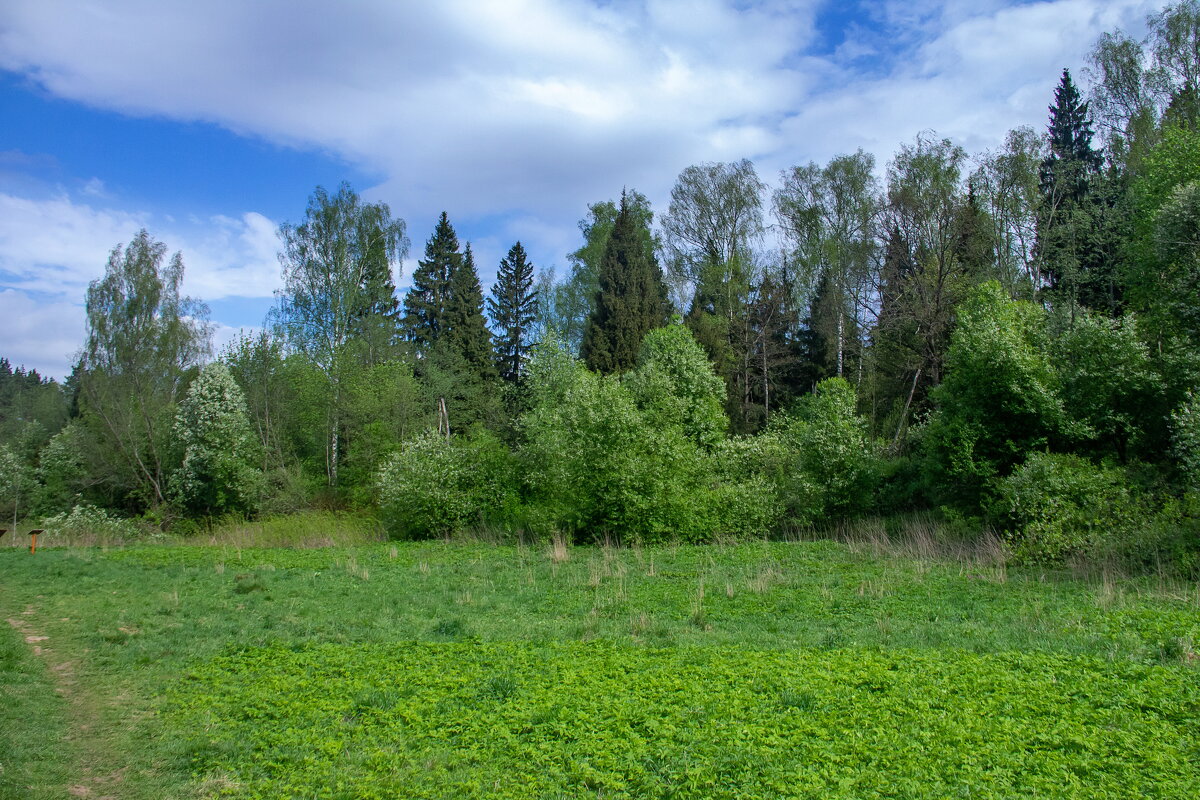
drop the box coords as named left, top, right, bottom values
left=0, top=615, right=70, bottom=800
left=1, top=535, right=1198, bottom=798
left=170, top=642, right=1200, bottom=799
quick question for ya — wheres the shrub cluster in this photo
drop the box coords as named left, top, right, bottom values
left=376, top=326, right=880, bottom=544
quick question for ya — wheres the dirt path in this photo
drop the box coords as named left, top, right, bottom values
left=7, top=606, right=128, bottom=800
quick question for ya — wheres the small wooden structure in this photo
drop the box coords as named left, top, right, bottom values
left=28, top=529, right=44, bottom=554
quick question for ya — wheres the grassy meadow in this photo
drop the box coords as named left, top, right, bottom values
left=1, top=518, right=1198, bottom=798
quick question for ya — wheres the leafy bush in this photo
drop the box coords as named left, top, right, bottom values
left=708, top=434, right=788, bottom=536
left=40, top=504, right=143, bottom=543
left=992, top=452, right=1136, bottom=564
left=0, top=443, right=36, bottom=524
left=776, top=378, right=879, bottom=526
left=1171, top=391, right=1200, bottom=491
left=625, top=323, right=727, bottom=449
left=376, top=429, right=517, bottom=540
left=922, top=282, right=1064, bottom=510
left=522, top=363, right=712, bottom=544
left=36, top=422, right=88, bottom=514
left=1052, top=311, right=1164, bottom=461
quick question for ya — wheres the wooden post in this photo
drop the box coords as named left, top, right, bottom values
left=28, top=529, right=44, bottom=554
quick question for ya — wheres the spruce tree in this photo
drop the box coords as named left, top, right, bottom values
left=444, top=243, right=495, bottom=379
left=488, top=241, right=539, bottom=383
left=1036, top=69, right=1114, bottom=312
left=1040, top=69, right=1103, bottom=201
left=353, top=198, right=407, bottom=361
left=581, top=193, right=671, bottom=374
left=403, top=212, right=460, bottom=355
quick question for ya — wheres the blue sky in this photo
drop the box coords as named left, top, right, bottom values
left=0, top=0, right=1163, bottom=378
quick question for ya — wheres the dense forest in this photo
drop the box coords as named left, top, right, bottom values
left=4, top=5, right=1200, bottom=573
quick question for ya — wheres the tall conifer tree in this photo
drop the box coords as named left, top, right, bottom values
left=444, top=243, right=495, bottom=379
left=581, top=193, right=670, bottom=374
left=1036, top=69, right=1114, bottom=311
left=1040, top=69, right=1103, bottom=201
left=488, top=241, right=539, bottom=383
left=403, top=212, right=460, bottom=355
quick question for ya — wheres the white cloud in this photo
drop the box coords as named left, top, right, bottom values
left=0, top=289, right=85, bottom=379
left=763, top=0, right=1161, bottom=179
left=0, top=0, right=1174, bottom=360
left=0, top=0, right=817, bottom=221
left=0, top=192, right=282, bottom=378
left=0, top=192, right=279, bottom=302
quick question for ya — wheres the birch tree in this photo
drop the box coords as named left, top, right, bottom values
left=275, top=183, right=408, bottom=487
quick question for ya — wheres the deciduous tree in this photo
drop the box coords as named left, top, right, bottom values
left=78, top=230, right=210, bottom=509
left=275, top=184, right=408, bottom=486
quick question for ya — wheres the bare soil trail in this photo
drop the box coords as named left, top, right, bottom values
left=7, top=607, right=128, bottom=800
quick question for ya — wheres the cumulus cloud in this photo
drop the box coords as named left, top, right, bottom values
left=0, top=289, right=85, bottom=378
left=0, top=191, right=282, bottom=378
left=0, top=0, right=818, bottom=221
left=0, top=192, right=279, bottom=301
left=0, top=0, right=1172, bottom=378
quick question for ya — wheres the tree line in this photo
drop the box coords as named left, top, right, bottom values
left=3, top=2, right=1200, bottom=570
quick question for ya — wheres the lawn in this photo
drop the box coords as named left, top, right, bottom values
left=1, top=534, right=1198, bottom=798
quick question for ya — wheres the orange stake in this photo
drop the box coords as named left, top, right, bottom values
left=28, top=528, right=44, bottom=554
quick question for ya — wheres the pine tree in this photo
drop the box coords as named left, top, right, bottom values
left=581, top=194, right=671, bottom=374
left=444, top=243, right=495, bottom=379
left=403, top=212, right=460, bottom=355
left=488, top=241, right=539, bottom=383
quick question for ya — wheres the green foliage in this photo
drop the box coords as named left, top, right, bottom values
left=521, top=364, right=710, bottom=543
left=36, top=422, right=88, bottom=513
left=923, top=281, right=1064, bottom=509
left=537, top=193, right=658, bottom=357
left=1171, top=391, right=1200, bottom=490
left=776, top=378, right=878, bottom=525
left=169, top=641, right=1200, bottom=799
left=488, top=241, right=539, bottom=383
left=376, top=429, right=517, bottom=540
left=275, top=185, right=409, bottom=488
left=0, top=358, right=69, bottom=448
left=276, top=183, right=409, bottom=367
left=77, top=230, right=210, bottom=510
left=443, top=243, right=495, bottom=381
left=171, top=362, right=263, bottom=517
left=581, top=194, right=670, bottom=374
left=40, top=503, right=142, bottom=543
left=1128, top=125, right=1200, bottom=338
left=624, top=323, right=727, bottom=449
left=1052, top=311, right=1164, bottom=461
left=7, top=535, right=1200, bottom=796
left=403, top=212, right=460, bottom=354
left=0, top=442, right=35, bottom=526
left=340, top=359, right=428, bottom=499
left=993, top=452, right=1137, bottom=564
left=709, top=436, right=786, bottom=537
